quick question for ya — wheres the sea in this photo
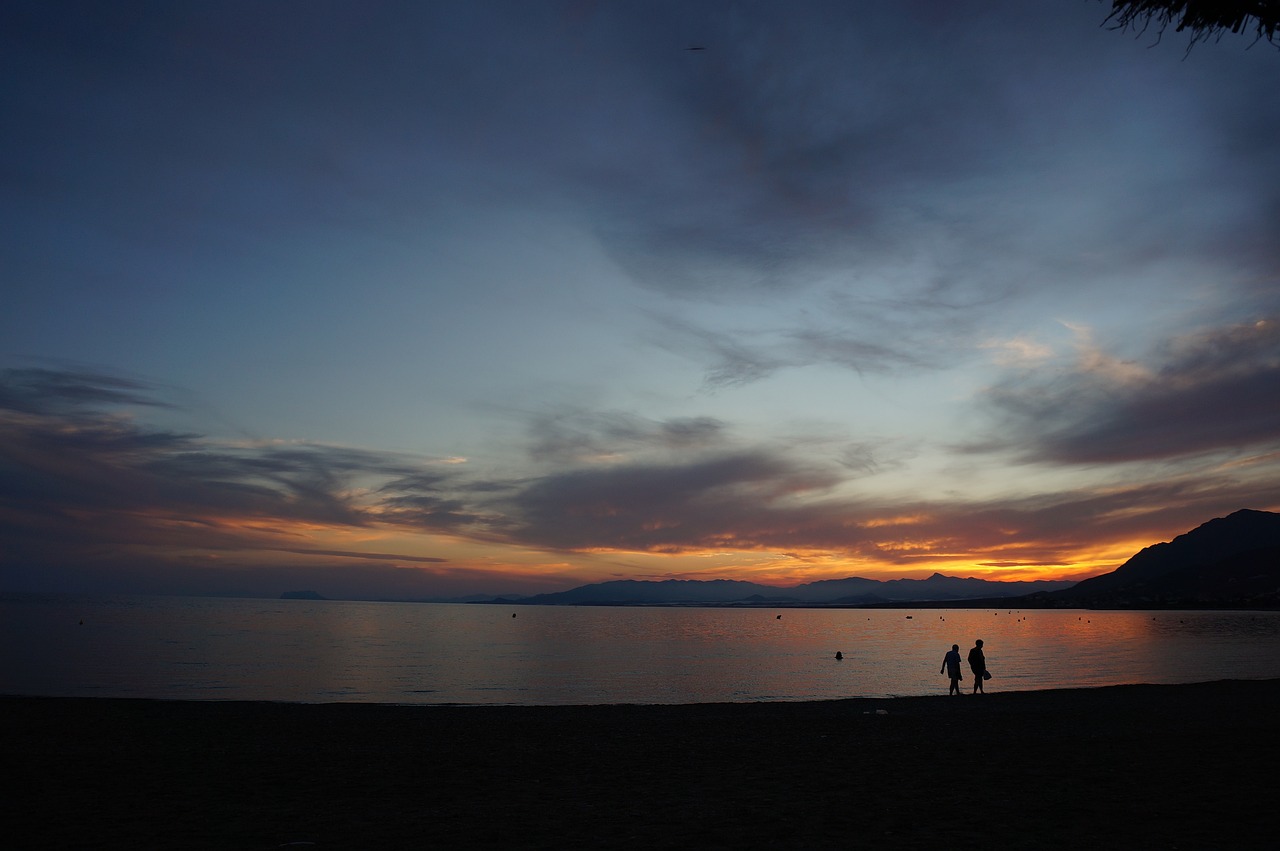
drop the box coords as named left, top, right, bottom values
left=4, top=593, right=1280, bottom=705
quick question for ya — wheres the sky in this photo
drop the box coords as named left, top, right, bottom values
left=2, top=1, right=1278, bottom=600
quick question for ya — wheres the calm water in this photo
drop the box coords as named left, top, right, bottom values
left=3, top=593, right=1279, bottom=705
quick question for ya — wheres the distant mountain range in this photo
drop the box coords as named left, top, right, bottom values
left=473, top=509, right=1280, bottom=609
left=482, top=573, right=1073, bottom=607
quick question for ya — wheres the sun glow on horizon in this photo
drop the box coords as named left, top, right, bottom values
left=53, top=495, right=1165, bottom=595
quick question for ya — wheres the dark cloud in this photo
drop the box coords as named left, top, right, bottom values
left=979, top=317, right=1280, bottom=464
left=498, top=450, right=1280, bottom=571
left=7, top=2, right=1275, bottom=389
left=587, top=5, right=1003, bottom=296
left=500, top=450, right=843, bottom=552
left=0, top=370, right=477, bottom=577
left=264, top=547, right=446, bottom=564
left=0, top=550, right=545, bottom=600
left=526, top=410, right=729, bottom=463
left=5, top=367, right=1278, bottom=595
left=577, top=5, right=1150, bottom=285
left=0, top=367, right=167, bottom=414
left=572, top=3, right=1280, bottom=391
left=376, top=472, right=486, bottom=531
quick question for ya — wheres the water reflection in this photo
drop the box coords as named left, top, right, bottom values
left=3, top=594, right=1279, bottom=704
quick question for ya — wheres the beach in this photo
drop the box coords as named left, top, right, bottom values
left=6, top=679, right=1278, bottom=849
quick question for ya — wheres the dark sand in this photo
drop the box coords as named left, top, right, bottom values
left=6, top=680, right=1279, bottom=849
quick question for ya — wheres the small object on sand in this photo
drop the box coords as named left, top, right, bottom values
left=835, top=651, right=843, bottom=660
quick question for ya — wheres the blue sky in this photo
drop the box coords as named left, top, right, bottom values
left=3, top=1, right=1278, bottom=600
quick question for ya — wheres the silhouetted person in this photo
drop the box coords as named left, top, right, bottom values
left=968, top=639, right=987, bottom=694
left=941, top=644, right=963, bottom=695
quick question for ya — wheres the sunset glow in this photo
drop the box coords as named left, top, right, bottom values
left=2, top=2, right=1278, bottom=600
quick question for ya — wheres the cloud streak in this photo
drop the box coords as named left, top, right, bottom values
left=978, top=317, right=1280, bottom=464
left=0, top=369, right=455, bottom=568
left=3, top=367, right=1278, bottom=596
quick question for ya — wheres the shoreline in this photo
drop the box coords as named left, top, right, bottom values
left=6, top=679, right=1279, bottom=848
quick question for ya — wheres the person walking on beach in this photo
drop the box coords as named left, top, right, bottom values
left=941, top=644, right=963, bottom=695
left=968, top=639, right=987, bottom=694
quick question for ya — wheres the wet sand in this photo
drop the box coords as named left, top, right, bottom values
left=6, top=679, right=1279, bottom=849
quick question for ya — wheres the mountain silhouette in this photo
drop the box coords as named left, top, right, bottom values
left=499, top=574, right=1073, bottom=607
left=1023, top=509, right=1280, bottom=609
left=479, top=509, right=1280, bottom=609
